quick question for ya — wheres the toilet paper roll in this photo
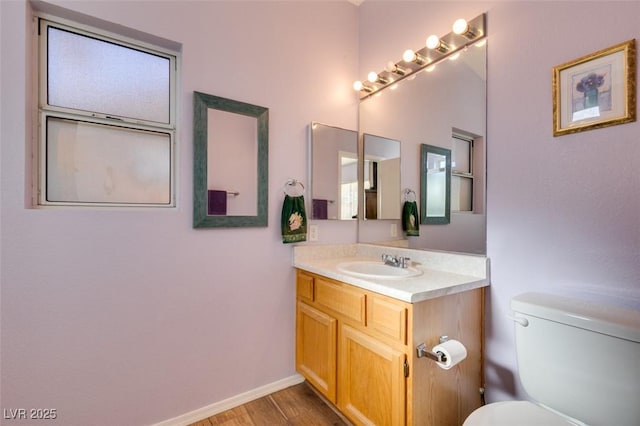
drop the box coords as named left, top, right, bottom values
left=432, top=339, right=467, bottom=370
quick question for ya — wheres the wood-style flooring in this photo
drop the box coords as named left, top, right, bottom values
left=189, top=382, right=351, bottom=426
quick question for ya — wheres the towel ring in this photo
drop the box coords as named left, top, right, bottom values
left=284, top=179, right=305, bottom=197
left=403, top=188, right=417, bottom=202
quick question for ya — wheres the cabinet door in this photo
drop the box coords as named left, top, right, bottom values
left=339, top=324, right=406, bottom=426
left=296, top=301, right=337, bottom=403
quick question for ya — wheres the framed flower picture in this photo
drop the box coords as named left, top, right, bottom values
left=553, top=39, right=636, bottom=136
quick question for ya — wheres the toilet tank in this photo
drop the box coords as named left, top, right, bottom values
left=511, top=292, right=640, bottom=426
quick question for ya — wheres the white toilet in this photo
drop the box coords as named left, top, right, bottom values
left=464, top=292, right=640, bottom=426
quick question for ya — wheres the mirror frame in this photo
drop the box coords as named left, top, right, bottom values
left=193, top=91, right=269, bottom=228
left=420, top=143, right=451, bottom=225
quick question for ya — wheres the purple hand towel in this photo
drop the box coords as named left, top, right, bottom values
left=208, top=190, right=227, bottom=215
left=312, top=199, right=328, bottom=220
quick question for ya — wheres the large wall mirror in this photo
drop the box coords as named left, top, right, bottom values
left=193, top=92, right=268, bottom=228
left=358, top=24, right=487, bottom=254
left=309, top=122, right=358, bottom=220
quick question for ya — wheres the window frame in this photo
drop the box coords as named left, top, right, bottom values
left=35, top=15, right=179, bottom=208
left=451, top=133, right=475, bottom=213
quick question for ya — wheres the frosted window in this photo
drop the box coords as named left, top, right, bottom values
left=426, top=152, right=447, bottom=217
left=47, top=26, right=170, bottom=124
left=452, top=176, right=473, bottom=211
left=452, top=137, right=471, bottom=173
left=426, top=172, right=446, bottom=216
left=451, top=134, right=474, bottom=212
left=46, top=118, right=171, bottom=205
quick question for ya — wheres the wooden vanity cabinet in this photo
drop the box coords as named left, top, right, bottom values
left=295, top=269, right=483, bottom=426
left=296, top=301, right=337, bottom=402
left=339, top=323, right=407, bottom=425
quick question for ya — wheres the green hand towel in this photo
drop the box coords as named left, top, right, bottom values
left=402, top=201, right=419, bottom=237
left=282, top=195, right=307, bottom=243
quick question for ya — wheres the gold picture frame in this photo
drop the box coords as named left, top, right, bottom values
left=553, top=39, right=636, bottom=136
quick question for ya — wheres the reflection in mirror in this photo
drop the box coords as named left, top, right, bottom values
left=421, top=144, right=451, bottom=224
left=358, top=39, right=486, bottom=254
left=363, top=134, right=401, bottom=220
left=208, top=109, right=257, bottom=216
left=310, top=123, right=358, bottom=220
left=193, top=92, right=268, bottom=228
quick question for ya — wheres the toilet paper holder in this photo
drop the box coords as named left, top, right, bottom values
left=416, top=336, right=449, bottom=363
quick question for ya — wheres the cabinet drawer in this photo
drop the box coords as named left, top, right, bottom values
left=296, top=271, right=314, bottom=301
left=367, top=294, right=407, bottom=344
left=315, top=278, right=365, bottom=325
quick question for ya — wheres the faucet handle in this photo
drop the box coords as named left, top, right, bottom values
left=382, top=253, right=398, bottom=266
left=400, top=257, right=411, bottom=268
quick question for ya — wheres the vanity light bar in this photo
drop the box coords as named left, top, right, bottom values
left=353, top=13, right=486, bottom=100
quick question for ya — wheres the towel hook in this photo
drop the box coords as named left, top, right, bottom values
left=284, top=179, right=305, bottom=197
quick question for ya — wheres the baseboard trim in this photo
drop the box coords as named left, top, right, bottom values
left=154, top=374, right=305, bottom=426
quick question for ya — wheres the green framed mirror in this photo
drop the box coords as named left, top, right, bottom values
left=420, top=144, right=451, bottom=225
left=193, top=92, right=268, bottom=228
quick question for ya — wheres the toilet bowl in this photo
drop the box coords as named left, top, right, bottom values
left=464, top=292, right=640, bottom=426
left=464, top=401, right=579, bottom=426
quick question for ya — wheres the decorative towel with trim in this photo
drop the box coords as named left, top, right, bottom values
left=402, top=201, right=419, bottom=236
left=281, top=195, right=307, bottom=243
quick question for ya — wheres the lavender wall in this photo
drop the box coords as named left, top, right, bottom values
left=2, top=1, right=639, bottom=425
left=484, top=0, right=640, bottom=401
left=359, top=0, right=639, bottom=403
left=0, top=1, right=358, bottom=425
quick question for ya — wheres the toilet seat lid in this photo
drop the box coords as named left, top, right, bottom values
left=464, top=401, right=578, bottom=426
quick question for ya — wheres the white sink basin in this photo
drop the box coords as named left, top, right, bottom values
left=336, top=261, right=423, bottom=280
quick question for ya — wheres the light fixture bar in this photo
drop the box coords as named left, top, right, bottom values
left=385, top=61, right=408, bottom=76
left=354, top=13, right=486, bottom=99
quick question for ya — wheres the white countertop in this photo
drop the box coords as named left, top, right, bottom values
left=293, top=244, right=489, bottom=303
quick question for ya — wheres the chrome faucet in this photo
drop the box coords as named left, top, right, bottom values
left=381, top=254, right=411, bottom=268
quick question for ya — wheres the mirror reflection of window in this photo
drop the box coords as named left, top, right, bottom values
left=421, top=143, right=451, bottom=224
left=426, top=153, right=447, bottom=217
left=451, top=133, right=474, bottom=212
left=340, top=154, right=358, bottom=219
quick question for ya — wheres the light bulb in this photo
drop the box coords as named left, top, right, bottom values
left=452, top=18, right=469, bottom=35
left=426, top=35, right=450, bottom=53
left=367, top=71, right=379, bottom=83
left=385, top=61, right=407, bottom=76
left=453, top=18, right=477, bottom=39
left=353, top=80, right=363, bottom=91
left=402, top=49, right=415, bottom=63
left=426, top=35, right=440, bottom=50
left=385, top=61, right=396, bottom=73
left=402, top=49, right=426, bottom=65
